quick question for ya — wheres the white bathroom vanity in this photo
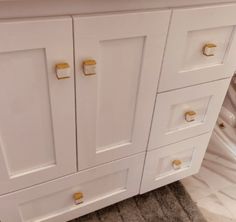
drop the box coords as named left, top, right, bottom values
left=0, top=0, right=236, bottom=221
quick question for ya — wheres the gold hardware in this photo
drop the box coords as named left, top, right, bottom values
left=73, top=192, right=84, bottom=205
left=55, top=62, right=71, bottom=79
left=202, top=43, right=217, bottom=56
left=83, top=59, right=96, bottom=76
left=185, top=111, right=197, bottom=122
left=172, top=160, right=182, bottom=170
left=219, top=122, right=225, bottom=129
left=56, top=63, right=70, bottom=69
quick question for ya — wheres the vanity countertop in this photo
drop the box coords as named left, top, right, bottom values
left=0, top=0, right=236, bottom=19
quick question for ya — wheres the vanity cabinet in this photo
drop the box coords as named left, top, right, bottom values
left=0, top=3, right=235, bottom=222
left=0, top=17, right=76, bottom=195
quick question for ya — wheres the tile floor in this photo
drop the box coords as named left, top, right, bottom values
left=182, top=152, right=236, bottom=222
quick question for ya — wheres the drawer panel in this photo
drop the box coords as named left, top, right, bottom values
left=141, top=133, right=211, bottom=194
left=149, top=78, right=230, bottom=149
left=0, top=153, right=145, bottom=222
left=158, top=4, right=236, bottom=92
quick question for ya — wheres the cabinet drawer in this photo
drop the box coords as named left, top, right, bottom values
left=158, top=4, right=236, bottom=92
left=0, top=153, right=145, bottom=222
left=141, top=134, right=210, bottom=194
left=149, top=78, right=230, bottom=149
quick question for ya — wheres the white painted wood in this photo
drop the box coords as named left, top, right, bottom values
left=158, top=4, right=236, bottom=92
left=141, top=133, right=211, bottom=194
left=0, top=153, right=145, bottom=222
left=149, top=78, right=230, bottom=149
left=0, top=17, right=76, bottom=195
left=0, top=5, right=235, bottom=221
left=74, top=11, right=170, bottom=170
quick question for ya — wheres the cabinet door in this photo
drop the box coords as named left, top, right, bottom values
left=0, top=17, right=76, bottom=194
left=158, top=4, right=236, bottom=92
left=73, top=11, right=170, bottom=170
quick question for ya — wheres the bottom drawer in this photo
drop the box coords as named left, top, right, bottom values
left=0, top=153, right=145, bottom=222
left=140, top=133, right=211, bottom=194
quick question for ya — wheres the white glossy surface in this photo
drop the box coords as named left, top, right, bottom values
left=182, top=147, right=236, bottom=221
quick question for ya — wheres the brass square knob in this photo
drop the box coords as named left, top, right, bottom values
left=73, top=192, right=84, bottom=205
left=185, top=111, right=197, bottom=122
left=83, top=59, right=96, bottom=76
left=202, top=43, right=217, bottom=56
left=172, top=159, right=182, bottom=170
left=55, top=62, right=71, bottom=79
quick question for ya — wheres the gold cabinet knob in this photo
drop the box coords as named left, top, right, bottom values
left=73, top=192, right=84, bottom=205
left=218, top=122, right=225, bottom=129
left=202, top=43, right=217, bottom=56
left=55, top=63, right=71, bottom=79
left=172, top=160, right=182, bottom=170
left=185, top=111, right=197, bottom=122
left=83, top=59, right=96, bottom=76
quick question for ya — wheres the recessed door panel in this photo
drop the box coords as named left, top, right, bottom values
left=0, top=17, right=76, bottom=194
left=0, top=48, right=56, bottom=178
left=96, top=37, right=144, bottom=152
left=73, top=11, right=170, bottom=170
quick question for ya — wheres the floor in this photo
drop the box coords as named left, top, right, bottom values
left=182, top=152, right=236, bottom=222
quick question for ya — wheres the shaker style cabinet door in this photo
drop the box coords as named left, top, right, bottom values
left=73, top=11, right=170, bottom=170
left=0, top=17, right=76, bottom=194
left=158, top=4, right=236, bottom=92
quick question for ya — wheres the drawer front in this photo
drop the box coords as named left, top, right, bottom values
left=141, top=133, right=211, bottom=194
left=149, top=78, right=230, bottom=149
left=158, top=4, right=236, bottom=92
left=0, top=154, right=145, bottom=222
